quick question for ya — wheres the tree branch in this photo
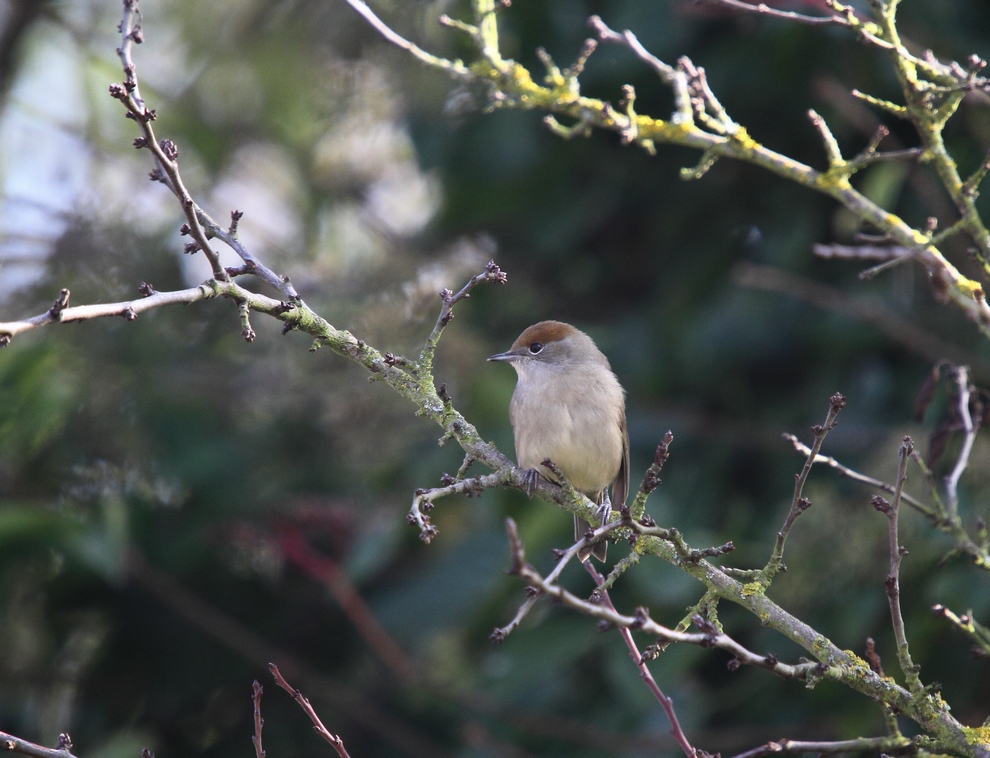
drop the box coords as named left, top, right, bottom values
left=727, top=734, right=915, bottom=758
left=582, top=559, right=701, bottom=758
left=872, top=437, right=923, bottom=694
left=270, top=664, right=353, bottom=758
left=0, top=733, right=78, bottom=758
left=763, top=393, right=845, bottom=584
left=344, top=0, right=990, bottom=340
left=0, top=284, right=214, bottom=341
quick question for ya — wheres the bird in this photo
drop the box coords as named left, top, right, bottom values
left=488, top=320, right=629, bottom=561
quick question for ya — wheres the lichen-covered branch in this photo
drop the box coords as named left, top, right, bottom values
left=345, top=0, right=990, bottom=341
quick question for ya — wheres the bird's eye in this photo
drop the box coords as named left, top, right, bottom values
left=528, top=342, right=544, bottom=354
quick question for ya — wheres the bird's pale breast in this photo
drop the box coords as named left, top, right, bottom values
left=509, top=361, right=624, bottom=498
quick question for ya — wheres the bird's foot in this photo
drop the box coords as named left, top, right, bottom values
left=522, top=468, right=541, bottom=497
left=594, top=495, right=613, bottom=527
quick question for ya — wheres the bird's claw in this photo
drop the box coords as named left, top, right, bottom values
left=595, top=493, right=612, bottom=527
left=522, top=468, right=541, bottom=497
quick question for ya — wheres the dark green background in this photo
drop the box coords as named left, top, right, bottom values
left=0, top=1, right=988, bottom=757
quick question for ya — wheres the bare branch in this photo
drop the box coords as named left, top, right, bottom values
left=342, top=0, right=471, bottom=77
left=504, top=520, right=827, bottom=681
left=270, top=664, right=353, bottom=758
left=419, top=260, right=506, bottom=371
left=0, top=733, right=79, bottom=758
left=808, top=109, right=843, bottom=167
left=409, top=470, right=509, bottom=543
left=251, top=681, right=266, bottom=758
left=764, top=393, right=846, bottom=582
left=944, top=365, right=979, bottom=517
left=341, top=1, right=990, bottom=335
left=629, top=431, right=673, bottom=519
left=701, top=0, right=851, bottom=27
left=0, top=285, right=213, bottom=342
left=113, top=0, right=228, bottom=282
left=812, top=243, right=912, bottom=261
left=932, top=604, right=990, bottom=658
left=582, top=560, right=700, bottom=758
left=727, top=734, right=915, bottom=758
left=872, top=437, right=923, bottom=694
left=782, top=433, right=933, bottom=517
left=205, top=209, right=301, bottom=302
left=492, top=519, right=587, bottom=643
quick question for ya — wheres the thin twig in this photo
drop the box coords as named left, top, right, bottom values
left=726, top=734, right=915, bottom=758
left=0, top=284, right=213, bottom=342
left=491, top=529, right=587, bottom=643
left=342, top=0, right=471, bottom=77
left=409, top=469, right=511, bottom=543
left=765, top=393, right=846, bottom=581
left=270, top=664, right=353, bottom=758
left=808, top=109, right=843, bottom=167
left=0, top=733, right=78, bottom=758
left=629, top=431, right=673, bottom=520
left=872, top=437, right=923, bottom=694
left=945, top=365, right=978, bottom=516
left=702, top=0, right=851, bottom=27
left=582, top=560, right=700, bottom=758
left=503, top=519, right=826, bottom=682
left=251, top=681, right=266, bottom=758
left=207, top=210, right=301, bottom=302
left=419, top=260, right=506, bottom=371
left=113, top=0, right=228, bottom=282
left=782, top=433, right=933, bottom=516
left=813, top=244, right=914, bottom=261
left=587, top=16, right=692, bottom=125
left=932, top=604, right=990, bottom=658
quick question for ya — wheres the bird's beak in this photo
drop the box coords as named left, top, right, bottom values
left=487, top=350, right=519, bottom=362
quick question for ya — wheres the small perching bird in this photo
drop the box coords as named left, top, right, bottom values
left=488, top=320, right=630, bottom=561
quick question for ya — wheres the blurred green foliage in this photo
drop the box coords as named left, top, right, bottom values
left=0, top=1, right=989, bottom=757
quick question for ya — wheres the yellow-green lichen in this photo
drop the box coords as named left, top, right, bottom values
left=742, top=581, right=763, bottom=597
left=961, top=725, right=990, bottom=748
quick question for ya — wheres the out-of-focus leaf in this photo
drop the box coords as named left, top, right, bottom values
left=914, top=362, right=943, bottom=423
left=0, top=504, right=76, bottom=546
left=0, top=343, right=79, bottom=460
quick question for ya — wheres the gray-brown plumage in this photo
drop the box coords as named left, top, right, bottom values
left=488, top=321, right=629, bottom=561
